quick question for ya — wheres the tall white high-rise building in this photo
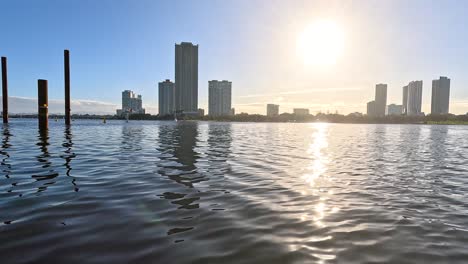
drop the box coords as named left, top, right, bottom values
left=116, top=90, right=145, bottom=116
left=375, top=84, right=387, bottom=117
left=175, top=42, right=198, bottom=115
left=431, top=76, right=450, bottom=115
left=402, top=85, right=408, bottom=115
left=158, top=79, right=175, bottom=116
left=407, top=81, right=423, bottom=116
left=208, top=80, right=232, bottom=116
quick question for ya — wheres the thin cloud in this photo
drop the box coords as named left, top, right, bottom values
left=0, top=96, right=118, bottom=115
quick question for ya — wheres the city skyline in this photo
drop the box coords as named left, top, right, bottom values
left=2, top=1, right=468, bottom=115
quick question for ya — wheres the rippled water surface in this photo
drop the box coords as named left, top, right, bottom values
left=1, top=119, right=468, bottom=263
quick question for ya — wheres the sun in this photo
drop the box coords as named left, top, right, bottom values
left=297, top=20, right=345, bottom=66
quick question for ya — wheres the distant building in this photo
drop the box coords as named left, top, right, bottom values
left=387, top=104, right=403, bottom=115
left=230, top=108, right=235, bottom=116
left=116, top=90, right=145, bottom=116
left=267, top=104, right=279, bottom=117
left=367, top=101, right=376, bottom=116
left=407, top=81, right=423, bottom=116
left=293, top=108, right=310, bottom=116
left=158, top=79, right=174, bottom=116
left=375, top=84, right=387, bottom=117
left=175, top=42, right=198, bottom=115
left=198, top=108, right=205, bottom=116
left=431, top=76, right=450, bottom=115
left=402, top=85, right=408, bottom=115
left=208, top=80, right=232, bottom=116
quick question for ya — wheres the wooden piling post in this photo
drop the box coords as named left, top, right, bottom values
left=64, top=50, right=71, bottom=126
left=1, top=57, right=8, bottom=124
left=38, top=79, right=48, bottom=130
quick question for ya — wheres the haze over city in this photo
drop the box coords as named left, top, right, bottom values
left=2, top=0, right=468, bottom=115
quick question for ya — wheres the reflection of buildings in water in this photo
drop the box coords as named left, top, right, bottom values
left=207, top=122, right=232, bottom=160
left=157, top=122, right=200, bottom=174
left=400, top=125, right=422, bottom=161
left=33, top=130, right=58, bottom=193
left=156, top=122, right=201, bottom=211
left=372, top=125, right=387, bottom=162
left=173, top=122, right=199, bottom=171
left=428, top=125, right=448, bottom=167
left=62, top=127, right=78, bottom=192
left=120, top=125, right=144, bottom=153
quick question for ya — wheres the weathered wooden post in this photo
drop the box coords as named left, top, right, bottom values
left=1, top=57, right=8, bottom=124
left=64, top=50, right=71, bottom=126
left=38, top=79, right=48, bottom=130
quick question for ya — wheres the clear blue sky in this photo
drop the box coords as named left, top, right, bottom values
left=2, top=0, right=468, bottom=114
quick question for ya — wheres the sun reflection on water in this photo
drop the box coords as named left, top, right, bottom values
left=291, top=123, right=338, bottom=261
left=303, top=123, right=330, bottom=188
left=300, top=123, right=337, bottom=229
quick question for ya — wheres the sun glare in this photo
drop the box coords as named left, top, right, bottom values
left=297, top=20, right=345, bottom=67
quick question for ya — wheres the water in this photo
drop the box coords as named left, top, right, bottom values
left=1, top=120, right=468, bottom=263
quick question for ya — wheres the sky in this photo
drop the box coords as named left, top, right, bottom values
left=1, top=0, right=468, bottom=115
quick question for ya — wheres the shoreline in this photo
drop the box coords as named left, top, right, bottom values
left=6, top=116, right=468, bottom=125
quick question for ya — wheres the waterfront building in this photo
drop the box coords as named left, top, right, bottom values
left=116, top=90, right=145, bottom=116
left=267, top=104, right=279, bottom=117
left=402, top=85, right=408, bottom=114
left=375, top=84, right=387, bottom=117
left=208, top=80, right=232, bottom=116
left=407, top=81, right=423, bottom=116
left=387, top=104, right=403, bottom=115
left=293, top=108, right=310, bottom=116
left=158, top=79, right=174, bottom=116
left=230, top=108, right=235, bottom=116
left=198, top=108, right=205, bottom=116
left=431, top=76, right=451, bottom=115
left=367, top=101, right=376, bottom=116
left=175, top=42, right=198, bottom=115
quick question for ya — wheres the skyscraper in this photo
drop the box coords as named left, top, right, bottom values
left=431, top=76, right=450, bottom=115
left=375, top=84, right=387, bottom=117
left=208, top=80, right=232, bottom=116
left=402, top=85, right=408, bottom=115
left=175, top=42, right=198, bottom=115
left=158, top=79, right=175, bottom=116
left=116, top=90, right=145, bottom=116
left=407, top=81, right=423, bottom=116
left=267, top=104, right=279, bottom=117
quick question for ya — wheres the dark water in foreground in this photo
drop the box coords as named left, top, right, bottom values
left=1, top=120, right=468, bottom=264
